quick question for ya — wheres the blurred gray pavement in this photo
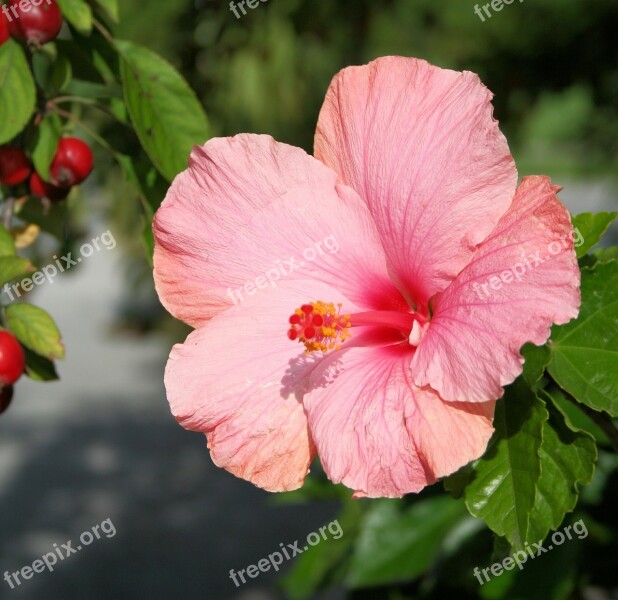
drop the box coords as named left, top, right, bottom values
left=0, top=230, right=341, bottom=600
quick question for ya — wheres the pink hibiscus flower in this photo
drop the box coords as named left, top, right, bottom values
left=153, top=57, right=580, bottom=498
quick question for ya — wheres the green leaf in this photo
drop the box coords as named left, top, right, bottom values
left=56, top=0, right=93, bottom=34
left=521, top=343, right=551, bottom=387
left=0, top=224, right=16, bottom=257
left=23, top=348, right=59, bottom=381
left=0, top=256, right=34, bottom=287
left=5, top=304, right=64, bottom=360
left=548, top=385, right=609, bottom=446
left=31, top=114, right=62, bottom=182
left=592, top=246, right=618, bottom=263
left=548, top=260, right=618, bottom=416
left=55, top=39, right=106, bottom=84
left=445, top=380, right=547, bottom=550
left=64, top=79, right=122, bottom=99
left=346, top=496, right=468, bottom=588
left=93, top=0, right=119, bottom=22
left=48, top=55, right=73, bottom=94
left=116, top=40, right=210, bottom=181
left=0, top=40, right=36, bottom=144
left=571, top=212, right=618, bottom=258
left=116, top=153, right=169, bottom=264
left=527, top=391, right=597, bottom=542
left=580, top=246, right=618, bottom=269
left=31, top=50, right=53, bottom=92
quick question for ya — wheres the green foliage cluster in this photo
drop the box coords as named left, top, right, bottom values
left=0, top=0, right=208, bottom=383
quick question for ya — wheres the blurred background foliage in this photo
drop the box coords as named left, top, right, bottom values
left=105, top=0, right=618, bottom=333
left=116, top=0, right=618, bottom=173
left=93, top=1, right=617, bottom=598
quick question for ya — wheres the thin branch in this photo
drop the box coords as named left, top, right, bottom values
left=50, top=107, right=118, bottom=157
left=92, top=18, right=115, bottom=45
left=48, top=97, right=130, bottom=126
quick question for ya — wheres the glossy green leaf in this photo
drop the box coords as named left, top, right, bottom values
left=347, top=496, right=468, bottom=588
left=548, top=260, right=618, bottom=416
left=0, top=256, right=35, bottom=287
left=521, top=343, right=551, bottom=387
left=445, top=380, right=547, bottom=550
left=527, top=391, right=597, bottom=542
left=31, top=114, right=62, bottom=182
left=5, top=304, right=64, bottom=360
left=0, top=40, right=36, bottom=144
left=571, top=212, right=618, bottom=258
left=548, top=385, right=609, bottom=446
left=56, top=0, right=93, bottom=34
left=116, top=40, right=210, bottom=182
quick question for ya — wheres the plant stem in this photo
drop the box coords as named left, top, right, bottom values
left=51, top=96, right=99, bottom=106
left=48, top=97, right=129, bottom=125
left=50, top=107, right=118, bottom=157
left=92, top=18, right=115, bottom=45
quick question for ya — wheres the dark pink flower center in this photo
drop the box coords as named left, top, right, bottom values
left=287, top=301, right=426, bottom=353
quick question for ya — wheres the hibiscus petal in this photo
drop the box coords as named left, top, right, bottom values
left=164, top=280, right=361, bottom=492
left=315, top=56, right=517, bottom=307
left=154, top=134, right=405, bottom=327
left=412, top=176, right=581, bottom=403
left=304, top=344, right=495, bottom=498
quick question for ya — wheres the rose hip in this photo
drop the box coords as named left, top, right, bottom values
left=0, top=147, right=31, bottom=186
left=50, top=137, right=94, bottom=187
left=6, top=0, right=63, bottom=45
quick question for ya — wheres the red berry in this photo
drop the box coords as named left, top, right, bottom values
left=0, top=147, right=31, bottom=186
left=6, top=0, right=63, bottom=45
left=29, top=172, right=69, bottom=202
left=0, top=10, right=9, bottom=46
left=0, top=331, right=25, bottom=386
left=50, top=137, right=93, bottom=187
left=0, top=385, right=14, bottom=415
